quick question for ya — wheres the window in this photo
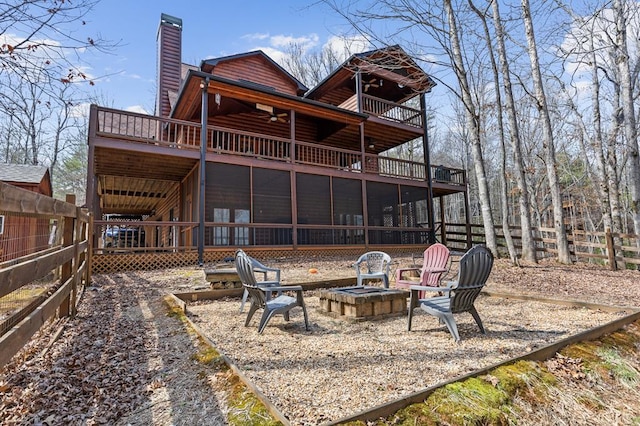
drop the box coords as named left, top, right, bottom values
left=0, top=215, right=4, bottom=235
left=213, top=208, right=230, bottom=245
left=234, top=209, right=249, bottom=246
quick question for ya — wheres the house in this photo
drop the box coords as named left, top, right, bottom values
left=86, top=13, right=469, bottom=271
left=0, top=163, right=53, bottom=262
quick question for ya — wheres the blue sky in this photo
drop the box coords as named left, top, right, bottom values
left=81, top=0, right=353, bottom=113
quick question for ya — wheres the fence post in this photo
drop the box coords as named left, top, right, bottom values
left=60, top=194, right=76, bottom=317
left=605, top=227, right=616, bottom=271
left=70, top=205, right=84, bottom=317
left=86, top=212, right=94, bottom=285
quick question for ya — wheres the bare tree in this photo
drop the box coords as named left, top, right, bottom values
left=521, top=0, right=572, bottom=263
left=442, top=0, right=498, bottom=255
left=320, top=0, right=499, bottom=255
left=612, top=0, right=640, bottom=239
left=281, top=37, right=362, bottom=87
left=0, top=0, right=112, bottom=85
left=0, top=67, right=52, bottom=165
left=469, top=0, right=518, bottom=264
left=47, top=84, right=82, bottom=183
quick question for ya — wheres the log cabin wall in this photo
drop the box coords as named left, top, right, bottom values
left=152, top=181, right=181, bottom=248
left=206, top=54, right=301, bottom=96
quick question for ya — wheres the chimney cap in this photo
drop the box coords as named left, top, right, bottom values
left=160, top=13, right=182, bottom=29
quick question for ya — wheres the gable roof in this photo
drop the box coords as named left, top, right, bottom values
left=0, top=163, right=49, bottom=184
left=200, top=50, right=308, bottom=95
left=305, top=44, right=435, bottom=99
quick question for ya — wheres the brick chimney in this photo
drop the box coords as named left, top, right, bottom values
left=156, top=13, right=182, bottom=118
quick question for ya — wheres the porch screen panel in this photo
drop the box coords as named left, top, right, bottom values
left=181, top=171, right=199, bottom=247
left=400, top=185, right=429, bottom=244
left=296, top=173, right=331, bottom=244
left=366, top=181, right=400, bottom=244
left=333, top=177, right=363, bottom=244
left=205, top=163, right=250, bottom=246
left=253, top=168, right=292, bottom=245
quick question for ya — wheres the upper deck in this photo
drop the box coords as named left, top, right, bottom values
left=90, top=105, right=466, bottom=215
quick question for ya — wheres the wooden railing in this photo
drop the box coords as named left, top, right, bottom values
left=0, top=183, right=91, bottom=368
left=367, top=154, right=425, bottom=179
left=91, top=220, right=433, bottom=252
left=296, top=141, right=363, bottom=171
left=95, top=106, right=201, bottom=149
left=432, top=165, right=466, bottom=186
left=209, top=126, right=291, bottom=161
left=361, top=95, right=423, bottom=128
left=92, top=106, right=465, bottom=185
left=440, top=222, right=640, bottom=270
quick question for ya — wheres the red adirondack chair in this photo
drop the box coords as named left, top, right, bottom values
left=395, top=243, right=450, bottom=295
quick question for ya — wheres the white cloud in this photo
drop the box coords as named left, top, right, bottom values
left=256, top=47, right=288, bottom=64
left=270, top=34, right=319, bottom=49
left=323, top=34, right=371, bottom=62
left=242, top=32, right=270, bottom=41
left=250, top=33, right=372, bottom=70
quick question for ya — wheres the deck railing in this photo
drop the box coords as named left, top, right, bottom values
left=361, top=95, right=423, bottom=128
left=92, top=106, right=464, bottom=184
left=95, top=106, right=201, bottom=149
left=296, top=141, right=363, bottom=171
left=92, top=221, right=433, bottom=252
left=431, top=165, right=466, bottom=186
left=209, top=126, right=291, bottom=162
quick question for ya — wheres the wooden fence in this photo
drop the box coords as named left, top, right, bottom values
left=441, top=222, right=640, bottom=270
left=0, top=182, right=91, bottom=368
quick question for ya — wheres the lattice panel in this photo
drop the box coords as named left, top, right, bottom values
left=92, top=247, right=420, bottom=274
left=92, top=252, right=199, bottom=274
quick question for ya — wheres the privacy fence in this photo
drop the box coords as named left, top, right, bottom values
left=0, top=182, right=91, bottom=368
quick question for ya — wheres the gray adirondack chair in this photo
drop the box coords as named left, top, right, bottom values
left=236, top=249, right=281, bottom=312
left=235, top=249, right=309, bottom=334
left=354, top=251, right=391, bottom=288
left=407, top=245, right=494, bottom=342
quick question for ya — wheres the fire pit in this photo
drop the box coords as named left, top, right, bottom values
left=318, top=286, right=408, bottom=321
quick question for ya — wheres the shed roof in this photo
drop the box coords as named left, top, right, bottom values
left=0, top=163, right=49, bottom=184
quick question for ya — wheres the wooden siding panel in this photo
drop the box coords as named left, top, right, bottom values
left=338, top=94, right=358, bottom=112
left=212, top=56, right=299, bottom=96
left=154, top=182, right=180, bottom=248
left=0, top=215, right=51, bottom=263
left=212, top=114, right=291, bottom=139
left=157, top=20, right=182, bottom=118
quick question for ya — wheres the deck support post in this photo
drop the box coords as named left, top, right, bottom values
left=421, top=95, right=436, bottom=244
left=198, top=77, right=209, bottom=266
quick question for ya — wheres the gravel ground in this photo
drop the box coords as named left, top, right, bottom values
left=188, top=292, right=625, bottom=425
left=1, top=255, right=639, bottom=425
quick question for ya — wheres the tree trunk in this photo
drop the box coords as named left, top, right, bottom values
left=469, top=0, right=517, bottom=264
left=444, top=0, right=498, bottom=256
left=521, top=0, right=572, bottom=264
left=614, top=0, right=640, bottom=241
left=490, top=0, right=537, bottom=262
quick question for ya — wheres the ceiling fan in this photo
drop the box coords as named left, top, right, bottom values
left=256, top=103, right=288, bottom=123
left=363, top=77, right=382, bottom=92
